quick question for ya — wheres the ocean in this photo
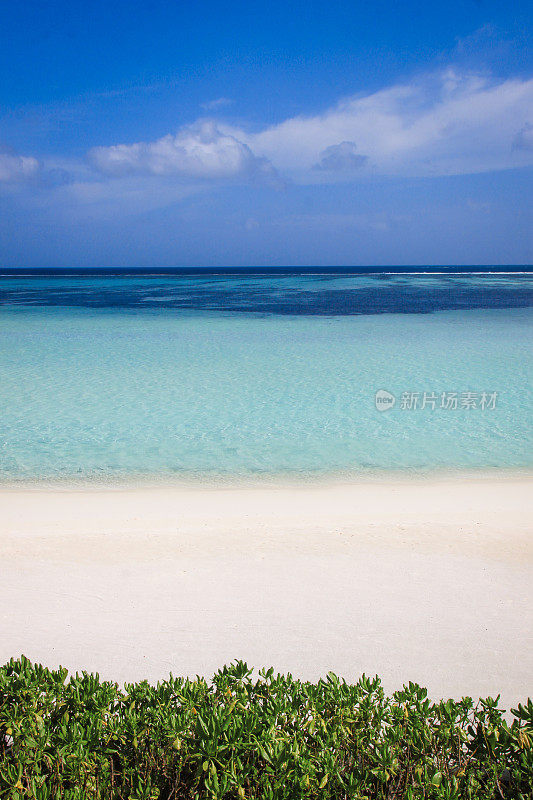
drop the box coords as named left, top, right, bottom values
left=0, top=268, right=531, bottom=482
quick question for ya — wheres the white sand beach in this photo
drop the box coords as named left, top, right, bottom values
left=1, top=474, right=531, bottom=707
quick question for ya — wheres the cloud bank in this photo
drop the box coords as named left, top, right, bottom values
left=0, top=150, right=39, bottom=182
left=85, top=69, right=533, bottom=191
left=235, top=69, right=533, bottom=178
left=90, top=121, right=276, bottom=182
left=3, top=67, right=533, bottom=205
left=313, top=141, right=368, bottom=171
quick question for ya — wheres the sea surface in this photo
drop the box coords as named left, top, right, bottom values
left=0, top=268, right=532, bottom=482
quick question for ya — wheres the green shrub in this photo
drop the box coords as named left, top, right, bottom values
left=1, top=656, right=531, bottom=799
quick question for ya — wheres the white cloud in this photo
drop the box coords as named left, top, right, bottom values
left=514, top=122, right=533, bottom=151
left=90, top=120, right=276, bottom=182
left=313, top=141, right=368, bottom=171
left=87, top=69, right=533, bottom=189
left=223, top=69, right=533, bottom=179
left=0, top=150, right=39, bottom=182
left=7, top=66, right=532, bottom=210
left=201, top=97, right=233, bottom=111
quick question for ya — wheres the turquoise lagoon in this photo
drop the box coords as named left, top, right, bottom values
left=0, top=270, right=531, bottom=482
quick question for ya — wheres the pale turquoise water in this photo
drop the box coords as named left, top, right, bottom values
left=0, top=299, right=531, bottom=481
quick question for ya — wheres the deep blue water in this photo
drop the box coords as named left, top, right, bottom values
left=0, top=267, right=532, bottom=315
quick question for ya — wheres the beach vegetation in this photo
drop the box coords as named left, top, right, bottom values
left=1, top=657, right=532, bottom=799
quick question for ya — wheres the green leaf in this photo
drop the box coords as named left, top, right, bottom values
left=257, top=743, right=272, bottom=764
left=431, top=771, right=442, bottom=787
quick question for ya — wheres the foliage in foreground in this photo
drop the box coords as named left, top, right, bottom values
left=0, top=657, right=532, bottom=800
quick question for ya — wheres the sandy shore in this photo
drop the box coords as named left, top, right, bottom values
left=1, top=474, right=532, bottom=707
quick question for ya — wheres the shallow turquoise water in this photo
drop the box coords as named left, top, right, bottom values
left=0, top=304, right=531, bottom=481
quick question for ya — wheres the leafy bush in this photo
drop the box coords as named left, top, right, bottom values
left=1, top=656, right=531, bottom=799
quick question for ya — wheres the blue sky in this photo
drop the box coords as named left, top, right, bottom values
left=1, top=0, right=532, bottom=266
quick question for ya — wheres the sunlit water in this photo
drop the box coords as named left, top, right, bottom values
left=0, top=270, right=531, bottom=482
